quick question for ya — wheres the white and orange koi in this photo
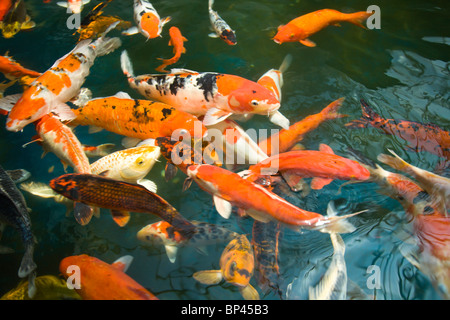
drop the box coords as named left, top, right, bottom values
left=0, top=54, right=41, bottom=81
left=121, top=50, right=289, bottom=129
left=123, top=0, right=171, bottom=40
left=57, top=0, right=91, bottom=14
left=186, top=164, right=363, bottom=233
left=208, top=0, right=236, bottom=45
left=5, top=31, right=121, bottom=132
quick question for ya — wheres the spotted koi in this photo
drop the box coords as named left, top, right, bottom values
left=208, top=0, right=236, bottom=45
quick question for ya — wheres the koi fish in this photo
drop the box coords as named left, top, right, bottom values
left=186, top=164, right=363, bottom=233
left=4, top=32, right=121, bottom=132
left=90, top=144, right=160, bottom=192
left=378, top=149, right=450, bottom=216
left=0, top=164, right=37, bottom=298
left=57, top=0, right=91, bottom=14
left=255, top=54, right=292, bottom=103
left=346, top=99, right=450, bottom=161
left=0, top=0, right=35, bottom=39
left=0, top=275, right=81, bottom=300
left=123, top=0, right=171, bottom=40
left=193, top=234, right=259, bottom=300
left=259, top=97, right=347, bottom=156
left=121, top=50, right=289, bottom=129
left=33, top=113, right=91, bottom=174
left=273, top=9, right=373, bottom=47
left=0, top=54, right=41, bottom=80
left=137, top=220, right=239, bottom=263
left=208, top=0, right=236, bottom=45
left=243, top=144, right=371, bottom=192
left=0, top=0, right=13, bottom=21
left=49, top=173, right=196, bottom=237
left=155, top=26, right=188, bottom=73
left=59, top=254, right=159, bottom=300
left=70, top=91, right=208, bottom=140
left=308, top=202, right=348, bottom=300
left=252, top=220, right=282, bottom=297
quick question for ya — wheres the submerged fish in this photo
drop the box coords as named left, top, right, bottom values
left=346, top=99, right=450, bottom=161
left=155, top=26, right=188, bottom=73
left=120, top=50, right=289, bottom=129
left=57, top=0, right=91, bottom=14
left=4, top=30, right=121, bottom=132
left=49, top=173, right=196, bottom=237
left=137, top=220, right=239, bottom=263
left=273, top=9, right=373, bottom=47
left=208, top=0, right=236, bottom=45
left=123, top=0, right=171, bottom=40
left=59, top=254, right=158, bottom=300
left=0, top=275, right=81, bottom=300
left=0, top=0, right=35, bottom=39
left=70, top=91, right=208, bottom=140
left=0, top=54, right=41, bottom=81
left=193, top=234, right=259, bottom=300
left=0, top=164, right=36, bottom=297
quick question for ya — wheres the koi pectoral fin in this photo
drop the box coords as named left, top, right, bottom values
left=110, top=210, right=131, bottom=227
left=299, top=38, right=316, bottom=47
left=193, top=270, right=223, bottom=285
left=165, top=245, right=178, bottom=263
left=203, top=107, right=233, bottom=126
left=73, top=202, right=94, bottom=226
left=344, top=119, right=369, bottom=128
left=240, top=285, right=260, bottom=300
left=213, top=195, right=232, bottom=219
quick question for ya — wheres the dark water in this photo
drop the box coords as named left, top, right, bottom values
left=0, top=0, right=449, bottom=300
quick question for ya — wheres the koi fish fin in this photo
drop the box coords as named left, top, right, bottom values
left=208, top=32, right=219, bottom=38
left=93, top=206, right=100, bottom=218
left=110, top=210, right=131, bottom=227
left=120, top=50, right=135, bottom=78
left=240, top=284, right=260, bottom=300
left=121, top=136, right=141, bottom=148
left=0, top=93, right=22, bottom=112
left=18, top=244, right=36, bottom=278
left=98, top=170, right=110, bottom=177
left=137, top=138, right=157, bottom=147
left=168, top=68, right=198, bottom=75
left=203, top=107, right=232, bottom=126
left=122, top=26, right=139, bottom=36
left=246, top=208, right=272, bottom=223
left=316, top=203, right=367, bottom=234
left=136, top=179, right=157, bottom=193
left=88, top=125, right=104, bottom=133
left=111, top=255, right=133, bottom=272
left=27, top=271, right=37, bottom=299
left=92, top=35, right=122, bottom=58
left=377, top=149, right=409, bottom=171
left=299, top=38, right=316, bottom=47
left=281, top=172, right=310, bottom=196
left=319, top=143, right=334, bottom=154
left=269, top=111, right=290, bottom=130
left=6, top=169, right=30, bottom=184
left=83, top=143, right=116, bottom=157
left=345, top=12, right=373, bottom=29
left=73, top=202, right=94, bottom=226
left=20, top=181, right=59, bottom=198
left=113, top=91, right=132, bottom=99
left=344, top=119, right=369, bottom=128
left=21, top=19, right=36, bottom=30
left=213, top=195, right=232, bottom=219
left=82, top=0, right=91, bottom=5
left=0, top=245, right=15, bottom=254
left=310, top=177, right=333, bottom=190
left=193, top=270, right=223, bottom=285
left=56, top=2, right=68, bottom=8
left=164, top=163, right=178, bottom=181
left=70, top=87, right=92, bottom=107
left=182, top=177, right=193, bottom=191
left=52, top=102, right=77, bottom=122
left=165, top=244, right=178, bottom=263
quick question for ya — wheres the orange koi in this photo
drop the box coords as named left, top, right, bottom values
left=70, top=92, right=208, bottom=140
left=0, top=0, right=13, bottom=21
left=346, top=99, right=450, bottom=161
left=5, top=33, right=121, bottom=132
left=273, top=9, right=373, bottom=47
left=186, top=164, right=362, bottom=233
left=59, top=254, right=158, bottom=300
left=0, top=54, right=41, bottom=80
left=155, top=26, right=187, bottom=73
left=193, top=235, right=259, bottom=300
left=259, top=97, right=347, bottom=156
left=121, top=50, right=289, bottom=129
left=49, top=173, right=197, bottom=238
left=34, top=113, right=91, bottom=174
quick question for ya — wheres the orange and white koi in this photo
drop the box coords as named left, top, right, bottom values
left=208, top=0, right=236, bottom=46
left=155, top=26, right=187, bottom=73
left=90, top=144, right=160, bottom=192
left=193, top=235, right=259, bottom=300
left=121, top=50, right=289, bottom=129
left=123, top=0, right=171, bottom=40
left=378, top=149, right=450, bottom=216
left=59, top=254, right=159, bottom=300
left=70, top=91, right=208, bottom=140
left=273, top=9, right=373, bottom=47
left=186, top=164, right=363, bottom=233
left=0, top=54, right=41, bottom=80
left=137, top=220, right=239, bottom=263
left=56, top=0, right=91, bottom=14
left=33, top=113, right=91, bottom=174
left=243, top=144, right=371, bottom=192
left=259, top=97, right=347, bottom=156
left=5, top=33, right=121, bottom=132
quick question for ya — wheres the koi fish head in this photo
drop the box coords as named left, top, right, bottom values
left=67, top=0, right=83, bottom=14
left=220, top=235, right=254, bottom=287
left=118, top=146, right=161, bottom=181
left=1, top=22, right=21, bottom=39
left=273, top=24, right=302, bottom=44
left=220, top=29, right=237, bottom=46
left=49, top=174, right=79, bottom=200
left=227, top=85, right=280, bottom=115
left=6, top=89, right=47, bottom=132
left=137, top=221, right=185, bottom=245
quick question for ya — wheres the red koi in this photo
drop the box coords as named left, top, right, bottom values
left=155, top=26, right=187, bottom=73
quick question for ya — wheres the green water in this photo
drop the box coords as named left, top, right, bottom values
left=0, top=0, right=449, bottom=300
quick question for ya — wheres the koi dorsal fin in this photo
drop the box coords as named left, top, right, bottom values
left=319, top=143, right=335, bottom=154
left=111, top=255, right=133, bottom=272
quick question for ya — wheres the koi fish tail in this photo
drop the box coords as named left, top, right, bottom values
left=360, top=99, right=383, bottom=122
left=92, top=36, right=122, bottom=57
left=322, top=97, right=347, bottom=120
left=120, top=50, right=135, bottom=78
left=344, top=11, right=373, bottom=29
left=18, top=242, right=37, bottom=278
left=314, top=202, right=367, bottom=234
left=278, top=54, right=292, bottom=74
left=377, top=149, right=409, bottom=171
left=208, top=0, right=214, bottom=10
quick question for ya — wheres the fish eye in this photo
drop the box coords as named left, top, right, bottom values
left=289, top=34, right=294, bottom=39
left=250, top=100, right=259, bottom=106
left=136, top=157, right=145, bottom=165
left=229, top=261, right=237, bottom=274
